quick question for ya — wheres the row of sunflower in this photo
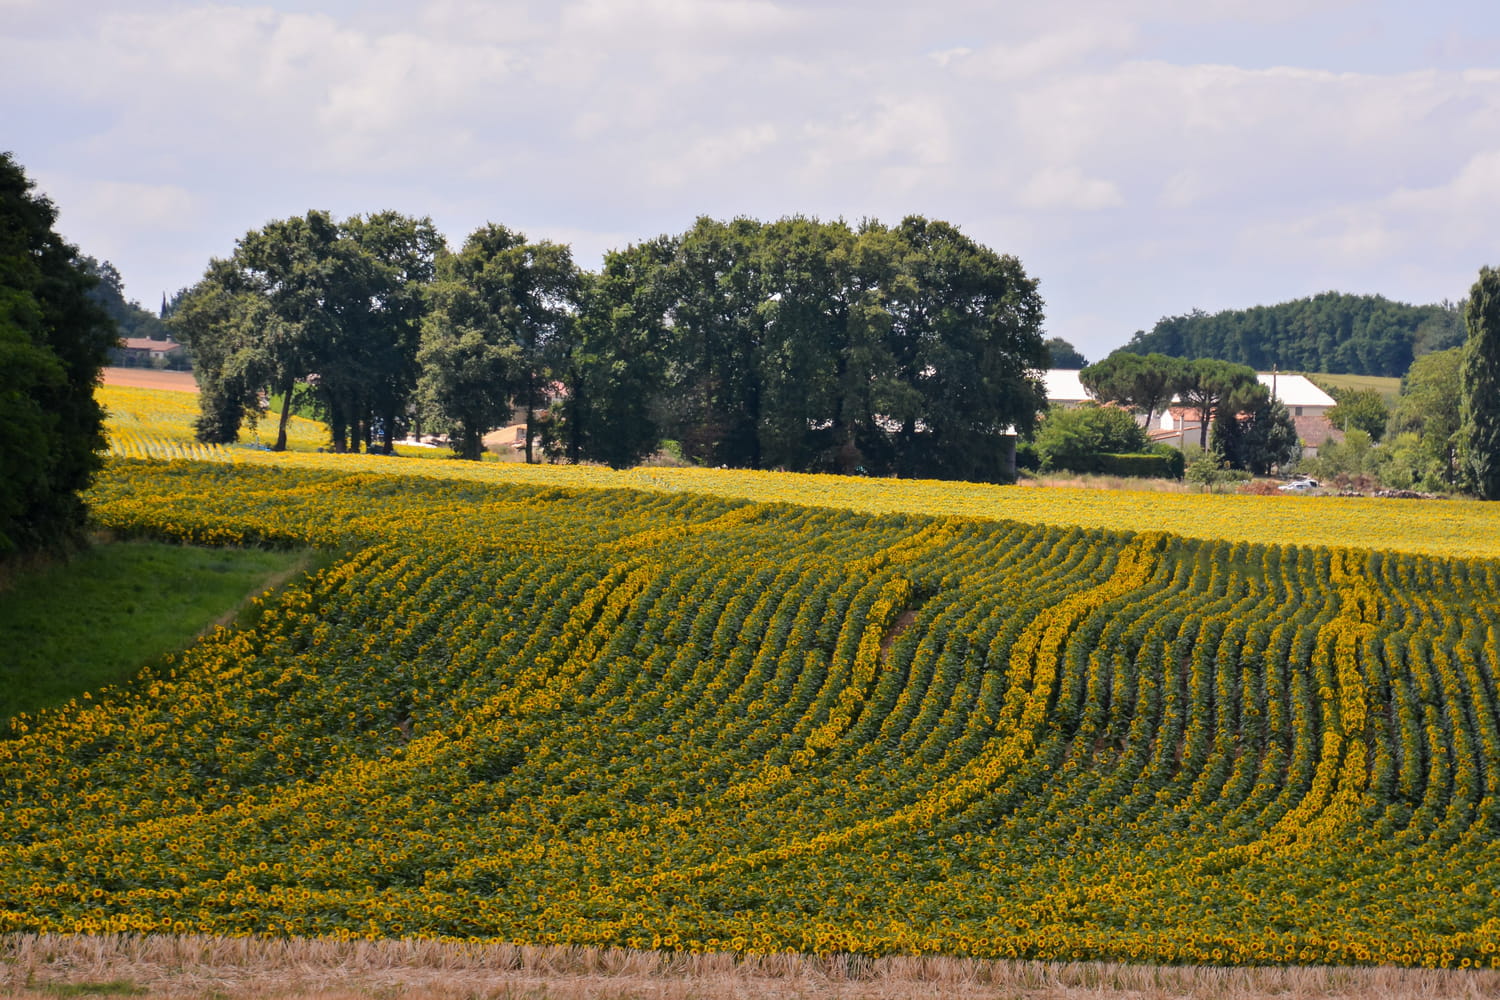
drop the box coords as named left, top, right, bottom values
left=2, top=457, right=1498, bottom=968
left=95, top=383, right=1500, bottom=559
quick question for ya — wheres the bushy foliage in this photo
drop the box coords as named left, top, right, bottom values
left=1044, top=336, right=1087, bottom=369
left=1213, top=396, right=1300, bottom=475
left=1388, top=348, right=1465, bottom=491
left=0, top=152, right=115, bottom=556
left=1326, top=388, right=1390, bottom=442
left=1033, top=403, right=1148, bottom=472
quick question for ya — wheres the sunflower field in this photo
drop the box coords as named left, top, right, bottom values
left=2, top=449, right=1498, bottom=969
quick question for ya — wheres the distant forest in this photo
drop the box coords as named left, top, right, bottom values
left=1123, top=292, right=1465, bottom=377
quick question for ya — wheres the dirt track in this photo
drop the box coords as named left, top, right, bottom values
left=102, top=367, right=198, bottom=392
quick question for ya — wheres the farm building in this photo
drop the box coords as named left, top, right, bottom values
left=1039, top=368, right=1340, bottom=455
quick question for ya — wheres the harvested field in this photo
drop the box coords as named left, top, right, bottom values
left=3, top=934, right=1498, bottom=1000
left=101, top=368, right=198, bottom=393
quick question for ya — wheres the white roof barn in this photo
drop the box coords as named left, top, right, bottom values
left=1039, top=369, right=1336, bottom=412
left=1259, top=373, right=1335, bottom=411
left=1041, top=369, right=1091, bottom=407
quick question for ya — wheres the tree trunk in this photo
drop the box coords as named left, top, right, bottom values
left=381, top=406, right=396, bottom=454
left=463, top=420, right=482, bottom=461
left=566, top=377, right=584, bottom=464
left=524, top=367, right=536, bottom=464
left=331, top=406, right=347, bottom=454
left=273, top=374, right=294, bottom=452
left=747, top=374, right=762, bottom=470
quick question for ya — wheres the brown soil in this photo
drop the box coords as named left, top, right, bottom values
left=879, top=609, right=920, bottom=660
left=101, top=368, right=198, bottom=393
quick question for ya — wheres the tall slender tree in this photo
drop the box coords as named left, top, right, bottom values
left=1461, top=265, right=1500, bottom=499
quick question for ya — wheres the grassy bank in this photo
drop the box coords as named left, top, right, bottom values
left=0, top=541, right=309, bottom=724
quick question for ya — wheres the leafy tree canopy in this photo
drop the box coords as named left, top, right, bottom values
left=0, top=151, right=116, bottom=557
left=1326, top=388, right=1390, bottom=442
left=1079, top=352, right=1185, bottom=427
left=1176, top=358, right=1261, bottom=451
left=418, top=224, right=578, bottom=461
left=174, top=210, right=442, bottom=452
left=1034, top=403, right=1148, bottom=471
left=1044, top=336, right=1087, bottom=369
left=1389, top=347, right=1464, bottom=490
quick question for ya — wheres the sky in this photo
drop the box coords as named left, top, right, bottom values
left=4, top=0, right=1499, bottom=360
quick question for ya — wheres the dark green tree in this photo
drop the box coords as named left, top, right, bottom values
left=553, top=237, right=678, bottom=468
left=1176, top=359, right=1260, bottom=450
left=175, top=211, right=440, bottom=452
left=417, top=224, right=578, bottom=461
left=1213, top=392, right=1300, bottom=474
left=882, top=216, right=1048, bottom=482
left=0, top=152, right=116, bottom=556
left=322, top=212, right=442, bottom=453
left=753, top=216, right=899, bottom=473
left=1044, top=336, right=1088, bottom=369
left=176, top=211, right=346, bottom=450
left=1461, top=266, right=1500, bottom=499
left=169, top=259, right=273, bottom=444
left=659, top=217, right=767, bottom=467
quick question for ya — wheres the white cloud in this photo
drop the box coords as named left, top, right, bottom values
left=803, top=98, right=955, bottom=179
left=34, top=175, right=200, bottom=233
left=649, top=123, right=780, bottom=187
left=1020, top=166, right=1124, bottom=211
left=560, top=0, right=800, bottom=39
left=942, top=22, right=1138, bottom=81
left=5, top=0, right=1500, bottom=361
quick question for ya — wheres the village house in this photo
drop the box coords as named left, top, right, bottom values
left=1041, top=369, right=1340, bottom=456
left=113, top=335, right=189, bottom=369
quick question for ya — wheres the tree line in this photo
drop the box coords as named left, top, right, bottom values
left=1124, top=292, right=1465, bottom=378
left=173, top=212, right=1050, bottom=483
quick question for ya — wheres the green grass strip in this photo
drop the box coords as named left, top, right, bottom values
left=0, top=541, right=308, bottom=723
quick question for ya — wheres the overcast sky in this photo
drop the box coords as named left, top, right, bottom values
left=5, top=0, right=1499, bottom=359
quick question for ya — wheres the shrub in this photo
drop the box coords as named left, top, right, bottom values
left=1034, top=404, right=1148, bottom=471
